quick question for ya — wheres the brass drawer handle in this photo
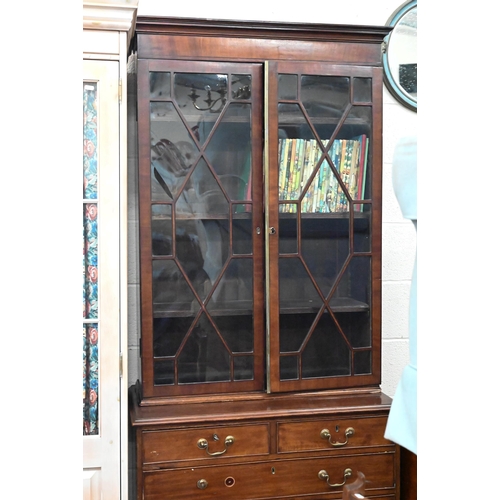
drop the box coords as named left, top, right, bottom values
left=318, top=468, right=352, bottom=488
left=197, top=479, right=208, bottom=490
left=197, top=435, right=235, bottom=456
left=320, top=427, right=355, bottom=447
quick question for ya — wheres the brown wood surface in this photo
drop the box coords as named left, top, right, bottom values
left=400, top=447, right=416, bottom=500
left=143, top=452, right=396, bottom=500
left=132, top=17, right=398, bottom=500
left=130, top=385, right=392, bottom=426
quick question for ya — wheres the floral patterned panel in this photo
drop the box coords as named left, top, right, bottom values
left=83, top=83, right=99, bottom=435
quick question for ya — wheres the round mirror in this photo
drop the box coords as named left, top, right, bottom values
left=383, top=0, right=417, bottom=111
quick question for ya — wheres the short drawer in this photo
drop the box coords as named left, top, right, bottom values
left=142, top=423, right=270, bottom=464
left=143, top=451, right=396, bottom=500
left=277, top=416, right=391, bottom=453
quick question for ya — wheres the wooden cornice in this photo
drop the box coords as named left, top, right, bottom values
left=83, top=0, right=138, bottom=44
left=135, top=16, right=391, bottom=44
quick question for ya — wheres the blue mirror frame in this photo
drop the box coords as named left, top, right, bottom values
left=383, top=0, right=417, bottom=111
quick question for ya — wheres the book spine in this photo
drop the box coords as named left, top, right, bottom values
left=300, top=140, right=311, bottom=212
left=284, top=138, right=296, bottom=207
left=303, top=140, right=317, bottom=213
left=360, top=137, right=369, bottom=212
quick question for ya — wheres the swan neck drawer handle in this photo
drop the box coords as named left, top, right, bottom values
left=320, top=427, right=355, bottom=447
left=197, top=435, right=235, bottom=456
left=318, top=468, right=353, bottom=488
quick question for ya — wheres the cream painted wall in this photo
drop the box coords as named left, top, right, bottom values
left=126, top=0, right=418, bottom=398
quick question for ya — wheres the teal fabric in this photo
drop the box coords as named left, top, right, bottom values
left=384, top=136, right=417, bottom=454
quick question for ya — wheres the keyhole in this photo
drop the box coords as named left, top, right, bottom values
left=335, top=425, right=339, bottom=433
left=271, top=467, right=276, bottom=474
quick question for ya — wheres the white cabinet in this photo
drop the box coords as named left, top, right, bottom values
left=83, top=2, right=137, bottom=498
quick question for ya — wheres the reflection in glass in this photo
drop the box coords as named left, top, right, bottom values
left=301, top=75, right=349, bottom=121
left=148, top=66, right=257, bottom=389
left=152, top=204, right=172, bottom=256
left=175, top=72, right=228, bottom=117
left=353, top=78, right=372, bottom=103
left=150, top=72, right=171, bottom=98
left=232, top=74, right=252, bottom=100
left=150, top=101, right=199, bottom=202
left=278, top=74, right=298, bottom=100
left=205, top=103, right=252, bottom=203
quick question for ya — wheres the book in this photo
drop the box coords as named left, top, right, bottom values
left=275, top=135, right=369, bottom=214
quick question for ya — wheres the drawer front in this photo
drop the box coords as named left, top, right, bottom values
left=142, top=423, right=270, bottom=464
left=143, top=452, right=396, bottom=500
left=278, top=416, right=390, bottom=453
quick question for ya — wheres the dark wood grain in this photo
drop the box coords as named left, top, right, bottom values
left=132, top=17, right=397, bottom=500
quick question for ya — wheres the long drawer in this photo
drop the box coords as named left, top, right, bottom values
left=143, top=452, right=396, bottom=500
left=278, top=416, right=390, bottom=453
left=142, top=423, right=270, bottom=464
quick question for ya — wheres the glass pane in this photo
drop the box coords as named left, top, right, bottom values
left=154, top=317, right=196, bottom=358
left=174, top=72, right=228, bottom=140
left=330, top=256, right=371, bottom=312
left=302, top=313, right=351, bottom=378
left=83, top=82, right=99, bottom=436
left=83, top=85, right=98, bottom=200
left=182, top=157, right=229, bottom=216
left=154, top=359, right=175, bottom=385
left=279, top=257, right=323, bottom=312
left=150, top=102, right=199, bottom=202
left=232, top=74, right=252, bottom=100
left=353, top=77, right=372, bottom=102
left=353, top=208, right=371, bottom=253
left=178, top=313, right=231, bottom=383
left=152, top=204, right=172, bottom=256
left=205, top=103, right=252, bottom=202
left=279, top=215, right=297, bottom=254
left=280, top=355, right=298, bottom=380
left=150, top=72, right=171, bottom=98
left=233, top=216, right=252, bottom=254
left=277, top=71, right=374, bottom=385
left=302, top=141, right=339, bottom=214
left=208, top=259, right=253, bottom=316
left=147, top=65, right=258, bottom=393
left=278, top=74, right=298, bottom=100
left=353, top=350, right=371, bottom=375
left=301, top=75, right=349, bottom=130
left=234, top=355, right=254, bottom=380
left=83, top=324, right=99, bottom=434
left=83, top=203, right=98, bottom=319
left=301, top=218, right=349, bottom=298
left=152, top=259, right=201, bottom=316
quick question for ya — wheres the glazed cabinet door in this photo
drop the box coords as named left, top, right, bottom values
left=266, top=61, right=383, bottom=393
left=138, top=59, right=265, bottom=398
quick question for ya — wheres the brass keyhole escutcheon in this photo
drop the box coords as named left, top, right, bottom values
left=224, top=476, right=235, bottom=487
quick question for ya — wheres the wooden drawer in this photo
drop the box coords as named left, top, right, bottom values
left=142, top=423, right=270, bottom=464
left=143, top=452, right=396, bottom=499
left=278, top=416, right=390, bottom=453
